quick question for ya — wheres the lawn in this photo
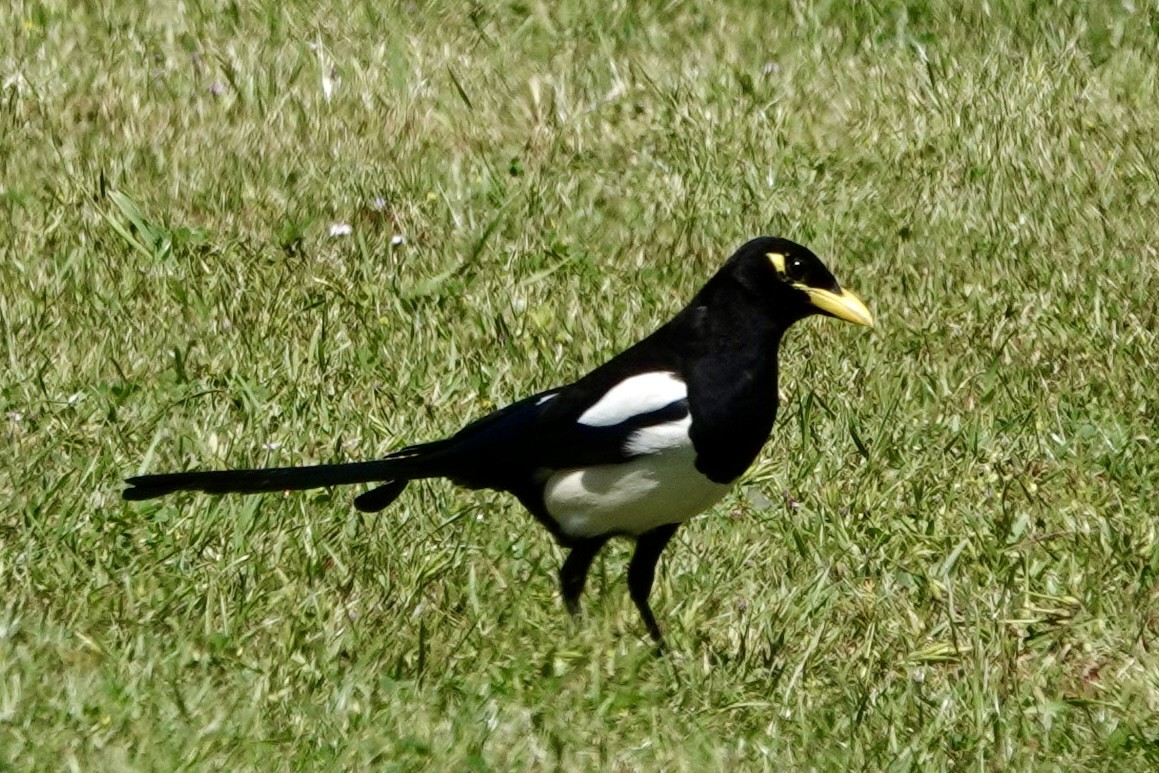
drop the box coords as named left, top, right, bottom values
left=2, top=0, right=1158, bottom=768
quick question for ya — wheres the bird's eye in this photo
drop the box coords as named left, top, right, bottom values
left=787, top=257, right=805, bottom=280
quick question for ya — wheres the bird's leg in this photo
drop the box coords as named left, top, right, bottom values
left=559, top=536, right=610, bottom=617
left=627, top=523, right=680, bottom=644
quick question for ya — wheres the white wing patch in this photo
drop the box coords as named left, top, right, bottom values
left=577, top=372, right=687, bottom=427
left=542, top=415, right=730, bottom=538
left=624, top=414, right=693, bottom=456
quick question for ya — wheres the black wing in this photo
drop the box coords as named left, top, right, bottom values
left=436, top=387, right=689, bottom=490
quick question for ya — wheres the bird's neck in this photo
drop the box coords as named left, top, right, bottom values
left=678, top=280, right=791, bottom=361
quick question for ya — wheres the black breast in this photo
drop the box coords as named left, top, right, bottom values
left=685, top=351, right=779, bottom=483
left=677, top=301, right=785, bottom=484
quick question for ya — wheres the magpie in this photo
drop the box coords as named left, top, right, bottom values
left=123, top=236, right=872, bottom=644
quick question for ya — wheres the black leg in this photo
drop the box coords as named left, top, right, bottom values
left=559, top=536, right=610, bottom=617
left=628, top=523, right=680, bottom=643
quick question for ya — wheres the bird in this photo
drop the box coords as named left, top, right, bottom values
left=123, top=236, right=873, bottom=645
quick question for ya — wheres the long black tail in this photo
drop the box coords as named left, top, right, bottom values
left=122, top=442, right=449, bottom=513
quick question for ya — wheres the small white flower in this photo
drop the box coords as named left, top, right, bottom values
left=370, top=196, right=387, bottom=211
left=261, top=441, right=283, bottom=451
left=390, top=234, right=406, bottom=246
left=329, top=222, right=352, bottom=237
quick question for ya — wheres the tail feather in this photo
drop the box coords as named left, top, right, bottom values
left=353, top=479, right=410, bottom=512
left=122, top=441, right=450, bottom=503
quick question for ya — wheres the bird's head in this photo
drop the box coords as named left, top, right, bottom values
left=726, top=236, right=874, bottom=328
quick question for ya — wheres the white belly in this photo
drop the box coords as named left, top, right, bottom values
left=541, top=416, right=731, bottom=538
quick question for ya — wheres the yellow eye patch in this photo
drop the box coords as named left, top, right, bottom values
left=766, top=252, right=787, bottom=274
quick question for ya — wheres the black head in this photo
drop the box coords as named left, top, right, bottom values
left=719, top=236, right=874, bottom=327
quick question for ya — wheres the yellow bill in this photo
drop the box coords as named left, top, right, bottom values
left=804, top=286, right=874, bottom=327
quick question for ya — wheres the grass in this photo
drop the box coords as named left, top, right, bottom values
left=2, top=0, right=1158, bottom=768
